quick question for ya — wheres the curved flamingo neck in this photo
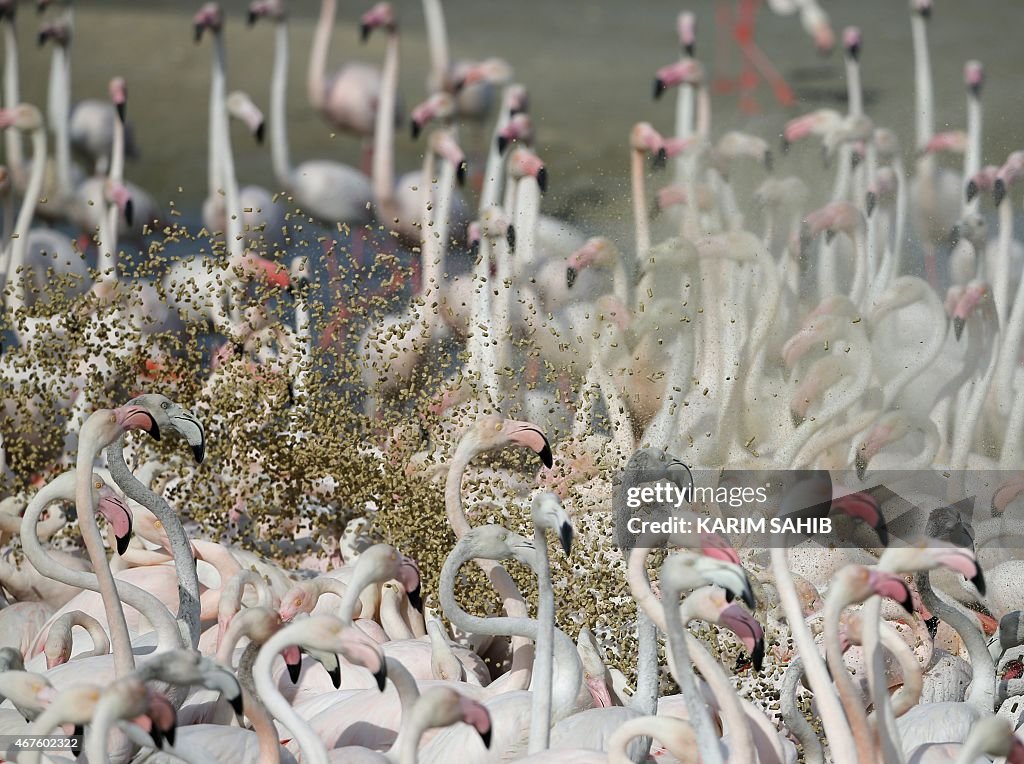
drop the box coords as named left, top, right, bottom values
left=6, top=123, right=46, bottom=315
left=823, top=592, right=876, bottom=762
left=439, top=543, right=580, bottom=718
left=307, top=0, right=335, bottom=113
left=107, top=437, right=202, bottom=649
left=384, top=658, right=424, bottom=760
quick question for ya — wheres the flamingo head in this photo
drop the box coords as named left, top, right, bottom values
left=0, top=104, right=44, bottom=132
left=429, top=128, right=467, bottom=186
left=831, top=489, right=888, bottom=545
left=951, top=281, right=989, bottom=341
left=410, top=92, right=454, bottom=139
left=37, top=16, right=70, bottom=47
left=193, top=3, right=223, bottom=42
left=96, top=480, right=133, bottom=556
left=630, top=122, right=668, bottom=170
left=653, top=58, right=703, bottom=100
left=507, top=147, right=547, bottom=192
left=677, top=11, right=696, bottom=56
left=108, top=77, right=127, bottom=123
left=965, top=60, right=984, bottom=97
left=452, top=57, right=513, bottom=91
left=855, top=413, right=912, bottom=481
left=359, top=2, right=395, bottom=42
left=842, top=26, right=861, bottom=60
left=923, top=130, right=967, bottom=156
left=246, top=0, right=284, bottom=24
left=496, top=112, right=533, bottom=155
left=719, top=599, right=765, bottom=671
left=500, top=418, right=554, bottom=468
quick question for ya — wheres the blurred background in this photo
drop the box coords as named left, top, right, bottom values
left=14, top=0, right=1024, bottom=242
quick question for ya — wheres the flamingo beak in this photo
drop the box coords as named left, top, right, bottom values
left=653, top=77, right=666, bottom=100
left=328, top=660, right=342, bottom=689
left=566, top=266, right=578, bottom=288
left=536, top=166, right=548, bottom=194
left=585, top=675, right=613, bottom=708
left=559, top=521, right=573, bottom=556
left=994, top=178, right=1006, bottom=207
left=283, top=646, right=302, bottom=683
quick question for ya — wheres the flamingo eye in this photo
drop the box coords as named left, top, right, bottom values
left=94, top=480, right=103, bottom=489
left=154, top=520, right=162, bottom=529
left=161, top=401, right=169, bottom=409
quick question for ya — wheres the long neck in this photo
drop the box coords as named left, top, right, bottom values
left=213, top=33, right=243, bottom=259
left=383, top=658, right=424, bottom=759
left=270, top=19, right=291, bottom=187
left=515, top=176, right=540, bottom=271
left=307, top=0, right=334, bottom=112
left=607, top=717, right=699, bottom=764
left=6, top=124, right=46, bottom=313
left=74, top=421, right=135, bottom=676
left=779, top=659, right=825, bottom=764
left=791, top=407, right=877, bottom=469
left=208, top=28, right=226, bottom=198
left=425, top=156, right=455, bottom=307
left=98, top=94, right=127, bottom=284
left=770, top=546, right=858, bottom=764
left=911, top=14, right=933, bottom=151
left=480, top=87, right=513, bottom=210
left=684, top=634, right=757, bottom=764
left=631, top=148, right=650, bottom=259
left=822, top=595, right=876, bottom=762
left=674, top=78, right=693, bottom=186
left=949, top=315, right=1000, bottom=471
left=965, top=94, right=982, bottom=214
left=106, top=438, right=201, bottom=649
left=254, top=630, right=329, bottom=764
left=237, top=641, right=282, bottom=764
left=526, top=526, right=554, bottom=753
left=915, top=570, right=994, bottom=710
left=2, top=22, right=23, bottom=180
left=439, top=546, right=580, bottom=717
left=49, top=44, right=72, bottom=198
left=662, top=580, right=724, bottom=764
left=73, top=612, right=112, bottom=659
left=420, top=0, right=449, bottom=90
left=372, top=29, right=399, bottom=222
left=845, top=55, right=862, bottom=118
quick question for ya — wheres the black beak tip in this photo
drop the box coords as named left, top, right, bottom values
left=456, top=161, right=467, bottom=187
left=966, top=180, right=978, bottom=203
left=408, top=584, right=423, bottom=612
left=653, top=78, right=666, bottom=100
left=124, top=198, right=134, bottom=229
left=506, top=224, right=516, bottom=253
left=193, top=24, right=204, bottom=43
left=164, top=725, right=176, bottom=749
left=791, top=411, right=805, bottom=429
left=144, top=414, right=160, bottom=441
left=536, top=166, right=548, bottom=194
left=247, top=10, right=257, bottom=25
left=954, top=316, right=966, bottom=341
left=359, top=23, right=370, bottom=42
left=116, top=533, right=130, bottom=556
left=374, top=665, right=387, bottom=692
left=328, top=662, right=342, bottom=689
left=116, top=102, right=127, bottom=125
left=972, top=567, right=987, bottom=596
left=899, top=587, right=914, bottom=614
left=752, top=639, right=765, bottom=671
left=479, top=728, right=492, bottom=749
left=846, top=43, right=860, bottom=61
left=742, top=588, right=755, bottom=611
left=559, top=522, right=573, bottom=556
left=36, top=31, right=45, bottom=47
left=229, top=695, right=244, bottom=718
left=994, top=179, right=1006, bottom=207
left=255, top=121, right=265, bottom=144
left=286, top=659, right=302, bottom=684
left=191, top=443, right=206, bottom=464
left=876, top=521, right=890, bottom=547
left=825, top=229, right=837, bottom=244
left=652, top=147, right=668, bottom=171
left=925, top=615, right=939, bottom=639
left=496, top=135, right=509, bottom=155
left=566, top=266, right=577, bottom=289
left=855, top=452, right=868, bottom=481
left=865, top=191, right=876, bottom=218
left=410, top=119, right=421, bottom=140
left=539, top=442, right=553, bottom=469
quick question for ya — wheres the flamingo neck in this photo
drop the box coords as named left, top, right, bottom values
left=882, top=297, right=949, bottom=408
left=6, top=124, right=46, bottom=313
left=845, top=55, right=863, bottom=118
left=307, top=0, right=335, bottom=113
left=770, top=547, right=859, bottom=764
left=439, top=545, right=581, bottom=718
left=822, top=594, right=877, bottom=762
left=915, top=570, right=994, bottom=711
left=911, top=14, right=933, bottom=150
left=106, top=437, right=202, bottom=649
left=48, top=44, right=73, bottom=199
left=965, top=95, right=982, bottom=211
left=207, top=29, right=226, bottom=199
left=630, top=148, right=650, bottom=260
left=385, top=659, right=425, bottom=761
left=421, top=0, right=450, bottom=91
left=270, top=18, right=292, bottom=187
left=514, top=176, right=539, bottom=270
left=254, top=631, right=329, bottom=764
left=526, top=524, right=554, bottom=752
left=480, top=87, right=515, bottom=211
left=674, top=79, right=694, bottom=186
left=425, top=156, right=455, bottom=307
left=372, top=29, right=399, bottom=221
left=2, top=22, right=23, bottom=182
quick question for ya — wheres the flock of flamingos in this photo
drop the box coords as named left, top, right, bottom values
left=0, top=0, right=1023, bottom=761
